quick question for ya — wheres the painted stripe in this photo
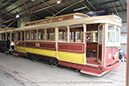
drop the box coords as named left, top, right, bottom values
left=16, top=46, right=26, bottom=54
left=58, top=51, right=85, bottom=65
left=16, top=46, right=86, bottom=65
left=26, top=47, right=57, bottom=58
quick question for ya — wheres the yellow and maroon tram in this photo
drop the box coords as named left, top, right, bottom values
left=13, top=13, right=122, bottom=76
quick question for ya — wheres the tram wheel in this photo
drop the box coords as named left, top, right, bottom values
left=50, top=59, right=58, bottom=67
left=31, top=55, right=38, bottom=62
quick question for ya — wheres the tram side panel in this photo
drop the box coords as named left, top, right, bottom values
left=58, top=43, right=86, bottom=65
left=0, top=40, right=8, bottom=52
left=16, top=41, right=57, bottom=59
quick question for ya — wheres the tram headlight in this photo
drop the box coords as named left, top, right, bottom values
left=108, top=54, right=112, bottom=59
left=10, top=42, right=15, bottom=46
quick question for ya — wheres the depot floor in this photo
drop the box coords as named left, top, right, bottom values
left=0, top=52, right=126, bottom=86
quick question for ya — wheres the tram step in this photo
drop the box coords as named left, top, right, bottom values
left=4, top=51, right=9, bottom=54
left=80, top=69, right=108, bottom=77
left=13, top=53, right=19, bottom=56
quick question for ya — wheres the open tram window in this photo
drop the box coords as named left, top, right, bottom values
left=1, top=33, right=4, bottom=40
left=86, top=31, right=98, bottom=42
left=116, top=27, right=120, bottom=43
left=69, top=24, right=83, bottom=42
left=21, top=31, right=24, bottom=41
left=26, top=31, right=30, bottom=40
left=17, top=32, right=21, bottom=41
left=31, top=30, right=37, bottom=40
left=98, top=25, right=103, bottom=43
left=4, top=33, right=6, bottom=40
left=58, top=26, right=67, bottom=42
left=38, top=29, right=45, bottom=40
left=46, top=28, right=55, bottom=41
left=107, top=25, right=115, bottom=43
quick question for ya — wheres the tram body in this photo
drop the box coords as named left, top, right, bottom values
left=13, top=13, right=122, bottom=76
left=0, top=28, right=15, bottom=53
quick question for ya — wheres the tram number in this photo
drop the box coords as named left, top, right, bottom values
left=35, top=43, right=40, bottom=47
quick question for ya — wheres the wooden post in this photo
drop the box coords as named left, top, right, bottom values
left=67, top=26, right=70, bottom=42
left=126, top=0, right=129, bottom=86
left=83, top=24, right=86, bottom=64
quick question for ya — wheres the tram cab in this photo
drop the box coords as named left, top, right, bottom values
left=81, top=15, right=122, bottom=76
left=0, top=28, right=15, bottom=53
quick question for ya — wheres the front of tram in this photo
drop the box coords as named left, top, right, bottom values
left=97, top=15, right=122, bottom=72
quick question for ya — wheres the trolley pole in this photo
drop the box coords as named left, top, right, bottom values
left=126, top=0, right=129, bottom=86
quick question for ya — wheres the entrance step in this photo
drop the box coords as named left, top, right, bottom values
left=13, top=53, right=19, bottom=56
left=81, top=69, right=108, bottom=76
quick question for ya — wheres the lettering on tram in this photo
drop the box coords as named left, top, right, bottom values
left=0, top=13, right=122, bottom=76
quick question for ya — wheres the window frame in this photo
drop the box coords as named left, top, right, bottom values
left=31, top=30, right=37, bottom=40
left=17, top=31, right=21, bottom=41
left=58, top=26, right=67, bottom=42
left=46, top=28, right=55, bottom=41
left=106, top=24, right=121, bottom=46
left=25, top=31, right=30, bottom=40
left=69, top=24, right=84, bottom=43
left=38, top=29, right=45, bottom=41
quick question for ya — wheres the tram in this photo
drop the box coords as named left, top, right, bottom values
left=13, top=13, right=122, bottom=76
left=0, top=28, right=15, bottom=53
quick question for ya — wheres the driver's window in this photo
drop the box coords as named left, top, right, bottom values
left=98, top=25, right=103, bottom=43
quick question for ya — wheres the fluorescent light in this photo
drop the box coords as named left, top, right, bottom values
left=16, top=14, right=20, bottom=18
left=74, top=6, right=86, bottom=11
left=57, top=0, right=61, bottom=4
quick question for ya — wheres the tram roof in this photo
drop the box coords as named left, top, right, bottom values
left=0, top=27, right=16, bottom=33
left=15, top=13, right=122, bottom=31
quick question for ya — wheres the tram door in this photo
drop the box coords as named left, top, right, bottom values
left=7, top=33, right=10, bottom=49
left=97, top=24, right=103, bottom=65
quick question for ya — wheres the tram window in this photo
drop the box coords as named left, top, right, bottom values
left=21, top=31, right=24, bottom=41
left=76, top=30, right=83, bottom=42
left=91, top=31, right=98, bottom=42
left=1, top=33, right=4, bottom=40
left=17, top=32, right=21, bottom=41
left=86, top=31, right=91, bottom=42
left=11, top=33, right=14, bottom=41
left=69, top=24, right=83, bottom=42
left=4, top=33, right=6, bottom=40
left=46, top=28, right=55, bottom=40
left=99, top=26, right=103, bottom=43
left=107, top=25, right=115, bottom=43
left=58, top=26, right=67, bottom=42
left=26, top=31, right=30, bottom=40
left=38, top=29, right=45, bottom=40
left=116, top=27, right=120, bottom=43
left=31, top=30, right=37, bottom=40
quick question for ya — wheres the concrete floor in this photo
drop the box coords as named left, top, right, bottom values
left=0, top=52, right=126, bottom=86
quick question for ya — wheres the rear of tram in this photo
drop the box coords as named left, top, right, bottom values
left=82, top=16, right=122, bottom=76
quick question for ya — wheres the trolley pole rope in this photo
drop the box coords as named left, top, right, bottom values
left=52, top=0, right=85, bottom=17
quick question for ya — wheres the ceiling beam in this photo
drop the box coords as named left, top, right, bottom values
left=2, top=0, right=76, bottom=24
left=2, top=0, right=8, bottom=3
left=14, top=0, right=50, bottom=16
left=94, top=0, right=120, bottom=7
left=1, top=0, right=18, bottom=10
left=97, top=5, right=124, bottom=10
left=7, top=1, right=31, bottom=14
left=109, top=9, right=127, bottom=14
